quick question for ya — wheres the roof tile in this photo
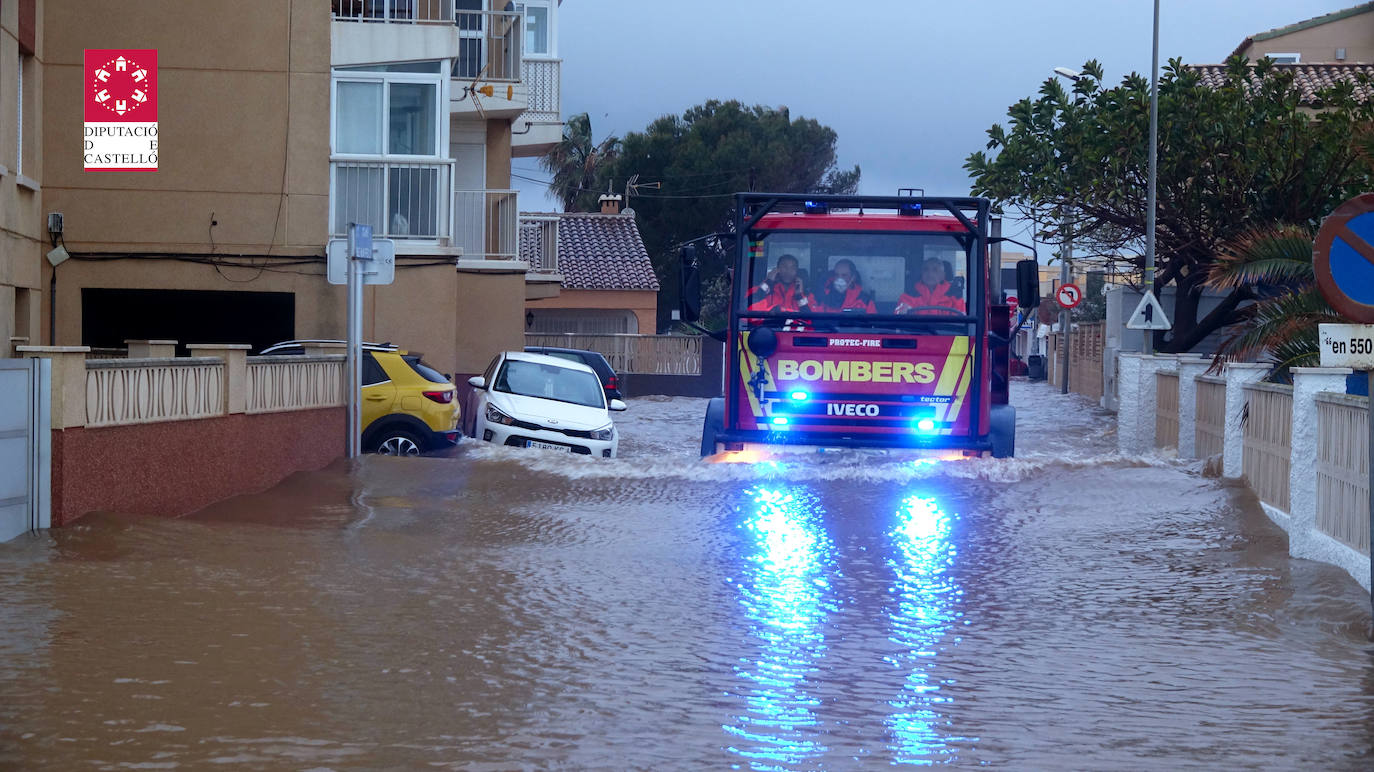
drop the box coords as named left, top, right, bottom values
left=1186, top=62, right=1374, bottom=106
left=519, top=212, right=660, bottom=291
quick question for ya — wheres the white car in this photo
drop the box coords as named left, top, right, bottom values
left=468, top=351, right=627, bottom=457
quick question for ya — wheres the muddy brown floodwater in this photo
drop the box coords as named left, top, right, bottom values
left=2, top=381, right=1374, bottom=769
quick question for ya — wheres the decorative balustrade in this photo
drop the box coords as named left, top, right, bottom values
left=247, top=356, right=346, bottom=414
left=525, top=334, right=702, bottom=376
left=86, top=359, right=224, bottom=427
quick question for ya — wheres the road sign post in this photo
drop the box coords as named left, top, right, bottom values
left=345, top=224, right=372, bottom=459
left=1313, top=194, right=1374, bottom=633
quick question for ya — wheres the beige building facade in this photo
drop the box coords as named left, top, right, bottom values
left=0, top=0, right=43, bottom=352
left=1233, top=2, right=1374, bottom=63
left=10, top=0, right=563, bottom=378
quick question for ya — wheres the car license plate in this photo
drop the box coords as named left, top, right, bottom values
left=527, top=440, right=571, bottom=453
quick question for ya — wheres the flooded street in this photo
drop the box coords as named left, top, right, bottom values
left=2, top=381, right=1374, bottom=769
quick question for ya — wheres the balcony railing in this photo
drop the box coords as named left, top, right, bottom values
left=331, top=158, right=454, bottom=242
left=332, top=0, right=453, bottom=24
left=453, top=10, right=523, bottom=82
left=520, top=215, right=559, bottom=272
left=455, top=190, right=518, bottom=260
left=522, top=58, right=561, bottom=124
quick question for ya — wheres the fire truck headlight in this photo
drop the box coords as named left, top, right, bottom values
left=789, top=391, right=809, bottom=401
left=771, top=416, right=790, bottom=427
left=916, top=418, right=936, bottom=432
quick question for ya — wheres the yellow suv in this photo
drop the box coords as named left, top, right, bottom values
left=261, top=341, right=460, bottom=455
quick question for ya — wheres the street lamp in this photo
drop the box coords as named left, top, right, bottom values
left=1053, top=66, right=1080, bottom=395
left=1145, top=0, right=1161, bottom=356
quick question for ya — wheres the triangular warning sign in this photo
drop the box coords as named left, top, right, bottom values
left=1127, top=290, right=1172, bottom=331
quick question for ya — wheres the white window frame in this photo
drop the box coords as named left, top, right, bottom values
left=1267, top=52, right=1301, bottom=64
left=329, top=67, right=449, bottom=161
left=518, top=0, right=557, bottom=59
left=329, top=64, right=453, bottom=242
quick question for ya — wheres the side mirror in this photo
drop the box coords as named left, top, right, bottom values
left=1015, top=259, right=1041, bottom=310
left=608, top=399, right=628, bottom=412
left=747, top=326, right=778, bottom=359
left=680, top=244, right=702, bottom=323
left=467, top=376, right=486, bottom=389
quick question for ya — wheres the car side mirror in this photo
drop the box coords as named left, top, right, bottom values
left=467, top=376, right=486, bottom=389
left=608, top=399, right=628, bottom=412
left=1016, top=259, right=1041, bottom=310
left=680, top=245, right=702, bottom=323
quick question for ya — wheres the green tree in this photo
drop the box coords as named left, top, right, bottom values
left=540, top=112, right=622, bottom=212
left=594, top=100, right=860, bottom=327
left=1205, top=225, right=1341, bottom=373
left=966, top=57, right=1374, bottom=352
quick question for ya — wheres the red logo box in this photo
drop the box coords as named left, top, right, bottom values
left=84, top=49, right=157, bottom=122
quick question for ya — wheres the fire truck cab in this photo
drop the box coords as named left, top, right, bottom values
left=681, top=193, right=1038, bottom=459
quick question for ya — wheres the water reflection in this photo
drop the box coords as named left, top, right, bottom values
left=724, top=487, right=838, bottom=770
left=885, top=494, right=971, bottom=764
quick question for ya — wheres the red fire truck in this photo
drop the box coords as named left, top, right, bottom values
left=680, top=193, right=1038, bottom=459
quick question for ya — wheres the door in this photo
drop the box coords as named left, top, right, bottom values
left=0, top=359, right=50, bottom=542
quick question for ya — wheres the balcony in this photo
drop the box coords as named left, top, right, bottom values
left=332, top=0, right=454, bottom=24
left=520, top=215, right=563, bottom=298
left=512, top=58, right=562, bottom=158
left=454, top=189, right=519, bottom=260
left=450, top=10, right=527, bottom=119
left=330, top=158, right=455, bottom=246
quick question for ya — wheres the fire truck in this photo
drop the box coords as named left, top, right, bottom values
left=680, top=193, right=1039, bottom=459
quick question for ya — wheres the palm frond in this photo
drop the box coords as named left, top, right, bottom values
left=1206, top=224, right=1316, bottom=290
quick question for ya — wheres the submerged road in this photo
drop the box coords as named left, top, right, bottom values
left=1, top=381, right=1372, bottom=769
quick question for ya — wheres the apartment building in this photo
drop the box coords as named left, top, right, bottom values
left=1232, top=1, right=1374, bottom=63
left=7, top=0, right=562, bottom=378
left=0, top=0, right=42, bottom=351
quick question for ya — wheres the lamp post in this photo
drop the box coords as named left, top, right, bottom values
left=1144, top=0, right=1161, bottom=356
left=1053, top=67, right=1081, bottom=395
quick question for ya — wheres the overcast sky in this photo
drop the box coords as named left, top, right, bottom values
left=514, top=0, right=1345, bottom=244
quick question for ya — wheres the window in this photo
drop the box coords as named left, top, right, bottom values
left=362, top=354, right=389, bottom=386
left=331, top=64, right=447, bottom=238
left=495, top=360, right=605, bottom=408
left=745, top=231, right=972, bottom=319
left=1267, top=52, right=1301, bottom=64
left=523, top=2, right=551, bottom=56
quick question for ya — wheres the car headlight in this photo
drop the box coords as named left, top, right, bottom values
left=485, top=404, right=516, bottom=426
left=589, top=425, right=615, bottom=441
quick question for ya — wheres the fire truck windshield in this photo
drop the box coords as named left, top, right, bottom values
left=743, top=231, right=970, bottom=319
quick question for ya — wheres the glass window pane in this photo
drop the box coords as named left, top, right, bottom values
left=525, top=6, right=549, bottom=55
left=336, top=81, right=383, bottom=154
left=388, top=82, right=436, bottom=155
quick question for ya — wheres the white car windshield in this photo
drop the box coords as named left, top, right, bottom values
left=495, top=360, right=605, bottom=408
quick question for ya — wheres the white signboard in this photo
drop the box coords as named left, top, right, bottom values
left=1126, top=290, right=1172, bottom=331
left=327, top=238, right=395, bottom=285
left=1319, top=323, right=1374, bottom=369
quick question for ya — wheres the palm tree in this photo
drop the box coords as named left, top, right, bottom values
left=539, top=113, right=621, bottom=212
left=1204, top=224, right=1342, bottom=373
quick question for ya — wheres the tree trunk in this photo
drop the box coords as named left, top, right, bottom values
left=1157, top=283, right=1251, bottom=353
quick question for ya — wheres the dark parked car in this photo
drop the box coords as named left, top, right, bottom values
left=523, top=346, right=622, bottom=401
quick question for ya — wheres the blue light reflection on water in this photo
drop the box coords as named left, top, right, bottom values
left=724, top=487, right=838, bottom=770
left=885, top=494, right=975, bottom=765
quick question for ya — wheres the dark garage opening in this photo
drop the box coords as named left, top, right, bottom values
left=82, top=289, right=295, bottom=356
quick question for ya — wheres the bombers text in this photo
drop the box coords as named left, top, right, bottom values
left=776, top=359, right=938, bottom=384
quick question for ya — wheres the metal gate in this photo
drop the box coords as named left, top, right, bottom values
left=0, top=359, right=50, bottom=542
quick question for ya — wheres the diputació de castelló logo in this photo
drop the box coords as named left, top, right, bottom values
left=83, top=49, right=158, bottom=172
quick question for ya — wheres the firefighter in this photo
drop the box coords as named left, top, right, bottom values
left=815, top=259, right=876, bottom=313
left=896, top=258, right=966, bottom=315
left=748, top=254, right=813, bottom=313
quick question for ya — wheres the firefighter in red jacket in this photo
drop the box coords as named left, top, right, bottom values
left=815, top=259, right=876, bottom=313
left=748, top=254, right=813, bottom=313
left=896, top=258, right=966, bottom=316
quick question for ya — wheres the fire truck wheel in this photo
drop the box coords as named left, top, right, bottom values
left=700, top=398, right=726, bottom=457
left=990, top=404, right=1016, bottom=458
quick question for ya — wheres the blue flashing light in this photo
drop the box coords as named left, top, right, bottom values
left=916, top=418, right=936, bottom=432
left=803, top=200, right=830, bottom=214
left=772, top=416, right=790, bottom=426
left=790, top=391, right=810, bottom=401
left=899, top=203, right=923, bottom=217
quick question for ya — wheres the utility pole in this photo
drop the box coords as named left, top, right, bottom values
left=1060, top=215, right=1072, bottom=395
left=1144, top=0, right=1160, bottom=356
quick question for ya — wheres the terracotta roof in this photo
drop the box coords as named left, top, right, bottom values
left=1231, top=2, right=1374, bottom=60
left=520, top=212, right=660, bottom=292
left=1186, top=62, right=1374, bottom=106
